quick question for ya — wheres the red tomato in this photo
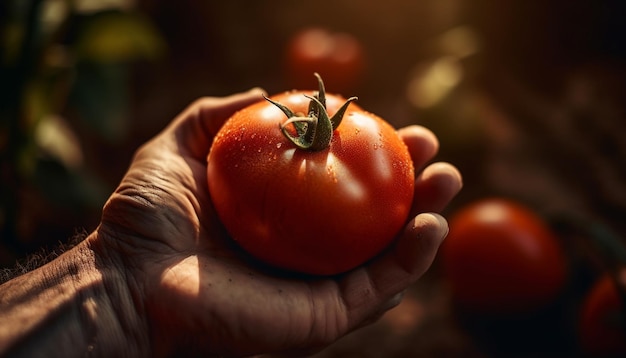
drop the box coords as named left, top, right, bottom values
left=579, top=269, right=626, bottom=357
left=207, top=76, right=414, bottom=276
left=284, top=27, right=365, bottom=94
left=440, top=198, right=568, bottom=314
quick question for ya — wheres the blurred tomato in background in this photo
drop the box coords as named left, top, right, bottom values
left=578, top=269, right=626, bottom=357
left=440, top=198, right=568, bottom=315
left=283, top=27, right=365, bottom=95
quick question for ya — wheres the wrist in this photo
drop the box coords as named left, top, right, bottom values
left=83, top=228, right=151, bottom=357
left=0, top=230, right=151, bottom=357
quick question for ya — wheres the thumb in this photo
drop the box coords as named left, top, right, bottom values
left=170, top=88, right=266, bottom=160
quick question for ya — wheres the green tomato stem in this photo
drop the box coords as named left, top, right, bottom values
left=266, top=73, right=357, bottom=151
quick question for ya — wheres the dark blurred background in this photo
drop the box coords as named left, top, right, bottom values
left=1, top=0, right=625, bottom=356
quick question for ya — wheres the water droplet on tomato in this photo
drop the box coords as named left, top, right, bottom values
left=276, top=142, right=282, bottom=149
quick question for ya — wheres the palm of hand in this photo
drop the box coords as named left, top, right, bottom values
left=111, top=140, right=342, bottom=356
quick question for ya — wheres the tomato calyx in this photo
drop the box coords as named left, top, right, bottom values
left=264, top=73, right=358, bottom=151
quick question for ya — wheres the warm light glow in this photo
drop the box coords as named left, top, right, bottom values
left=406, top=56, right=462, bottom=108
left=438, top=26, right=480, bottom=59
left=35, top=115, right=83, bottom=169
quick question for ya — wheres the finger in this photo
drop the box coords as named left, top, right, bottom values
left=412, top=162, right=463, bottom=215
left=371, top=213, right=448, bottom=292
left=340, top=213, right=448, bottom=326
left=397, top=125, right=439, bottom=173
left=171, top=88, right=266, bottom=160
left=354, top=290, right=406, bottom=330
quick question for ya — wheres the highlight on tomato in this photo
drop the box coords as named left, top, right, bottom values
left=207, top=74, right=414, bottom=276
left=439, top=198, right=568, bottom=314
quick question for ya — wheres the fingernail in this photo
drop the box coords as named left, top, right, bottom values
left=429, top=212, right=449, bottom=241
left=247, top=87, right=267, bottom=96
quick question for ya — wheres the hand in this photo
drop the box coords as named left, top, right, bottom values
left=96, top=88, right=462, bottom=357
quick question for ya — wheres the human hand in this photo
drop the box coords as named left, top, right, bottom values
left=95, top=88, right=462, bottom=357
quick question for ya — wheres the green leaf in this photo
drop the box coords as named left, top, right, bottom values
left=69, top=61, right=129, bottom=142
left=74, top=11, right=165, bottom=63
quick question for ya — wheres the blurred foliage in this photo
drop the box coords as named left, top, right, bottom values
left=0, top=0, right=164, bottom=260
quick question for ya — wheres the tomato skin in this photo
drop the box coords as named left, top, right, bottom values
left=207, top=91, right=414, bottom=276
left=440, top=198, right=568, bottom=314
left=579, top=269, right=626, bottom=357
left=284, top=28, right=365, bottom=94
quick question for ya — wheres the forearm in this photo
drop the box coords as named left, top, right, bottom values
left=0, top=231, right=149, bottom=357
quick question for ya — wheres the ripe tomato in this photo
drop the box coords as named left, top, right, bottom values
left=207, top=75, right=414, bottom=276
left=440, top=198, right=568, bottom=314
left=284, top=27, right=366, bottom=94
left=579, top=269, right=626, bottom=357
